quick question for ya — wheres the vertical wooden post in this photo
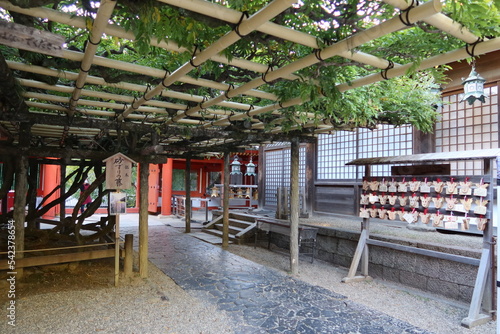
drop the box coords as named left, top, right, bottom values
left=114, top=213, right=120, bottom=286
left=161, top=159, right=173, bottom=216
left=257, top=145, right=265, bottom=209
left=13, top=155, right=28, bottom=279
left=290, top=138, right=300, bottom=275
left=185, top=156, right=191, bottom=233
left=59, top=158, right=66, bottom=219
left=276, top=187, right=282, bottom=219
left=222, top=152, right=230, bottom=249
left=26, top=159, right=39, bottom=229
left=305, top=142, right=315, bottom=216
left=124, top=233, right=133, bottom=277
left=139, top=162, right=149, bottom=278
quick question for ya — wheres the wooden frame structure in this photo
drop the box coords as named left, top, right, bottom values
left=342, top=148, right=500, bottom=328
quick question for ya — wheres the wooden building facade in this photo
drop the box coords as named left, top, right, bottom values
left=258, top=51, right=500, bottom=216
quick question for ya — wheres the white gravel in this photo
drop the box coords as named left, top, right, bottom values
left=0, top=262, right=234, bottom=334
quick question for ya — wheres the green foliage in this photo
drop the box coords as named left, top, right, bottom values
left=445, top=0, right=500, bottom=38
left=6, top=0, right=498, bottom=135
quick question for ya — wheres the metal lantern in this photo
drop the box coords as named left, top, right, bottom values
left=245, top=157, right=257, bottom=176
left=230, top=155, right=242, bottom=175
left=460, top=65, right=487, bottom=105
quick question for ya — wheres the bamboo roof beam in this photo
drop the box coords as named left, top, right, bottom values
left=23, top=92, right=168, bottom=114
left=59, top=49, right=277, bottom=101
left=174, top=0, right=443, bottom=127
left=160, top=0, right=398, bottom=71
left=68, top=0, right=117, bottom=115
left=337, top=37, right=500, bottom=92
left=383, top=0, right=483, bottom=44
left=9, top=61, right=255, bottom=111
left=19, top=79, right=186, bottom=111
left=25, top=101, right=147, bottom=120
left=117, top=0, right=296, bottom=121
left=0, top=1, right=277, bottom=101
left=0, top=0, right=300, bottom=81
left=289, top=36, right=500, bottom=135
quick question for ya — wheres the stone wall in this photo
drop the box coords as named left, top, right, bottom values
left=259, top=225, right=481, bottom=303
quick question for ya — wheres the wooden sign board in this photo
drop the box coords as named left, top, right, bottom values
left=103, top=153, right=136, bottom=190
left=0, top=21, right=64, bottom=57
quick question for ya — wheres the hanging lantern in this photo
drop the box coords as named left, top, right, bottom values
left=230, top=155, right=242, bottom=175
left=460, top=64, right=487, bottom=105
left=245, top=157, right=257, bottom=176
left=210, top=186, right=219, bottom=197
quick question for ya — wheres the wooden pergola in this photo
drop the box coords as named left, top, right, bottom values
left=1, top=0, right=500, bottom=277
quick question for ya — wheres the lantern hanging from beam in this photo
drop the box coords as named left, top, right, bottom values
left=460, top=64, right=487, bottom=105
left=230, top=155, right=242, bottom=175
left=245, top=157, right=257, bottom=176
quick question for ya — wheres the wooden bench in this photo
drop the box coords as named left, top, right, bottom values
left=254, top=217, right=318, bottom=263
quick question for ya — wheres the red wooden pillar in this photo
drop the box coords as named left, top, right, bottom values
left=42, top=162, right=60, bottom=218
left=161, top=159, right=173, bottom=215
left=148, top=164, right=159, bottom=213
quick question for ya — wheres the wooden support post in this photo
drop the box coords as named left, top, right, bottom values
left=59, top=158, right=66, bottom=219
left=342, top=219, right=371, bottom=283
left=124, top=233, right=133, bottom=277
left=139, top=162, right=149, bottom=278
left=185, top=156, right=191, bottom=233
left=27, top=159, right=39, bottom=229
left=257, top=145, right=265, bottom=209
left=13, top=155, right=28, bottom=279
left=222, top=152, right=230, bottom=249
left=462, top=158, right=495, bottom=328
left=343, top=164, right=372, bottom=283
left=276, top=187, right=282, bottom=219
left=114, top=214, right=120, bottom=286
left=290, top=138, right=300, bottom=275
left=161, top=159, right=173, bottom=216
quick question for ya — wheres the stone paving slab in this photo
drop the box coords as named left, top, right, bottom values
left=123, top=225, right=433, bottom=333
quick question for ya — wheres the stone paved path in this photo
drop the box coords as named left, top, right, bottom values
left=123, top=224, right=432, bottom=333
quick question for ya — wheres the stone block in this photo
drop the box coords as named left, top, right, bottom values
left=335, top=254, right=353, bottom=268
left=414, top=255, right=440, bottom=279
left=428, top=277, right=459, bottom=300
left=337, top=239, right=357, bottom=257
left=382, top=266, right=400, bottom=283
left=317, top=250, right=335, bottom=264
left=438, top=261, right=477, bottom=286
left=458, top=284, right=474, bottom=303
left=371, top=247, right=396, bottom=268
left=370, top=263, right=383, bottom=278
left=399, top=270, right=428, bottom=291
left=316, top=235, right=338, bottom=253
left=394, top=251, right=417, bottom=272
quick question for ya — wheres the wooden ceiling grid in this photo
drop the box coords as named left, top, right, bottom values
left=0, top=0, right=499, bottom=160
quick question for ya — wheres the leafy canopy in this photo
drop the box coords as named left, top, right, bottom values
left=3, top=0, right=500, bottom=133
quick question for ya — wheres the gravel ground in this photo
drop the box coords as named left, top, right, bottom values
left=227, top=243, right=496, bottom=334
left=0, top=259, right=234, bottom=334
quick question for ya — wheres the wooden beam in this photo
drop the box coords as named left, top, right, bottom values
left=0, top=249, right=115, bottom=270
left=222, top=152, right=230, bottom=249
left=12, top=157, right=27, bottom=272
left=289, top=137, right=299, bottom=275
left=184, top=156, right=191, bottom=233
left=139, top=162, right=149, bottom=278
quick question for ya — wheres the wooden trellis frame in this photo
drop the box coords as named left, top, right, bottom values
left=342, top=148, right=500, bottom=328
